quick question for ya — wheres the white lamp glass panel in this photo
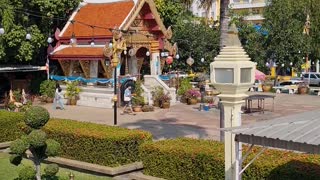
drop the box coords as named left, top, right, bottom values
left=240, top=68, right=252, bottom=83
left=215, top=68, right=234, bottom=84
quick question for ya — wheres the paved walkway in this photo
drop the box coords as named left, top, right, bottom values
left=37, top=92, right=320, bottom=141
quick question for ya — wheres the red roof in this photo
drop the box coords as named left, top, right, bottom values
left=61, top=1, right=134, bottom=39
left=51, top=47, right=104, bottom=60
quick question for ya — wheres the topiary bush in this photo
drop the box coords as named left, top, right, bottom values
left=0, top=111, right=24, bottom=142
left=18, top=165, right=36, bottom=180
left=10, top=106, right=60, bottom=180
left=44, top=164, right=59, bottom=176
left=44, top=119, right=153, bottom=167
left=140, top=138, right=320, bottom=180
left=24, top=106, right=50, bottom=129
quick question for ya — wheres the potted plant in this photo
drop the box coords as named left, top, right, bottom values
left=298, top=82, right=309, bottom=94
left=65, top=81, right=81, bottom=105
left=185, top=89, right=201, bottom=105
left=39, top=80, right=56, bottom=103
left=160, top=93, right=171, bottom=109
left=151, top=86, right=165, bottom=107
left=177, top=78, right=192, bottom=103
left=132, top=80, right=144, bottom=112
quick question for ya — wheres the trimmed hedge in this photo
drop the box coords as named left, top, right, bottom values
left=44, top=119, right=152, bottom=167
left=140, top=138, right=320, bottom=180
left=0, top=111, right=152, bottom=167
left=0, top=111, right=24, bottom=142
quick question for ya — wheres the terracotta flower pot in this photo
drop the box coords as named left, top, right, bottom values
left=69, top=98, right=77, bottom=106
left=162, top=102, right=170, bottom=109
left=187, top=98, right=198, bottom=105
left=298, top=87, right=308, bottom=94
left=133, top=106, right=142, bottom=112
left=262, top=85, right=272, bottom=92
left=46, top=97, right=54, bottom=103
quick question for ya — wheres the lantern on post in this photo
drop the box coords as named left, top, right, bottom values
left=210, top=23, right=255, bottom=180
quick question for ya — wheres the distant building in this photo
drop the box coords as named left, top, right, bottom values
left=189, top=0, right=220, bottom=22
left=229, top=0, right=268, bottom=24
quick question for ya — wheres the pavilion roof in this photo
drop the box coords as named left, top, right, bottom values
left=50, top=46, right=104, bottom=60
left=60, top=0, right=134, bottom=39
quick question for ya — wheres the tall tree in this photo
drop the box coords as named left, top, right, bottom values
left=0, top=0, right=80, bottom=64
left=169, top=20, right=220, bottom=73
left=263, top=0, right=310, bottom=70
left=219, top=0, right=230, bottom=48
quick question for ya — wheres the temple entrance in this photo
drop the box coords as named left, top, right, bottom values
left=136, top=47, right=150, bottom=79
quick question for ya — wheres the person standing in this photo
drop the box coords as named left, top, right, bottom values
left=121, top=86, right=135, bottom=115
left=53, top=87, right=65, bottom=110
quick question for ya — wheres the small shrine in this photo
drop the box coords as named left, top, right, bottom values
left=50, top=0, right=177, bottom=80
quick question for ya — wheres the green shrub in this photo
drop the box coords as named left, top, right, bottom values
left=45, top=139, right=61, bottom=156
left=28, top=130, right=47, bottom=148
left=40, top=80, right=56, bottom=98
left=44, top=119, right=152, bottom=167
left=44, top=164, right=59, bottom=176
left=140, top=138, right=224, bottom=180
left=0, top=111, right=24, bottom=142
left=24, top=106, right=50, bottom=129
left=140, top=138, right=320, bottom=180
left=10, top=154, right=22, bottom=166
left=10, top=138, right=29, bottom=155
left=18, top=165, right=36, bottom=180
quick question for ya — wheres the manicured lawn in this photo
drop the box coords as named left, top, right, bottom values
left=0, top=152, right=112, bottom=180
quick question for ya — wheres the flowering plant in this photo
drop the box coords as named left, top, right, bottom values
left=160, top=93, right=171, bottom=103
left=185, top=89, right=201, bottom=99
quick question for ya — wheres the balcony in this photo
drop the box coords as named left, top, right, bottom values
left=230, top=0, right=267, bottom=9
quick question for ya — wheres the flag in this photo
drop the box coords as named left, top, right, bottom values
left=45, top=57, right=50, bottom=80
left=55, top=28, right=61, bottom=40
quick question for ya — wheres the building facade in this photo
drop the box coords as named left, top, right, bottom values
left=229, top=0, right=268, bottom=24
left=190, top=0, right=220, bottom=22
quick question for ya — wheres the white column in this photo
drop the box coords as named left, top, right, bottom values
left=150, top=52, right=160, bottom=75
left=222, top=101, right=243, bottom=180
left=316, top=59, right=319, bottom=73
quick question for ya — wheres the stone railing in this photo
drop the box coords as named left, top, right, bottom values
left=144, top=75, right=176, bottom=104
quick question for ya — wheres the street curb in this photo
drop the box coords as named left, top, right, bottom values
left=43, top=157, right=143, bottom=176
left=127, top=172, right=166, bottom=180
left=0, top=141, right=11, bottom=149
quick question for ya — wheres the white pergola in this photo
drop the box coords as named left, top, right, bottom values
left=223, top=110, right=320, bottom=180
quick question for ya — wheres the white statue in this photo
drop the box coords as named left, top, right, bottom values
left=9, top=90, right=14, bottom=102
left=22, top=89, right=27, bottom=104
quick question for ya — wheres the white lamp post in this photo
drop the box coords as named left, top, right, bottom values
left=210, top=23, right=255, bottom=180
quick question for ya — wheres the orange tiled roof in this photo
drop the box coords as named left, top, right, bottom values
left=51, top=47, right=104, bottom=58
left=61, top=1, right=134, bottom=38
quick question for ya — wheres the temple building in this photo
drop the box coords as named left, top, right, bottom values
left=50, top=0, right=176, bottom=80
left=49, top=0, right=177, bottom=108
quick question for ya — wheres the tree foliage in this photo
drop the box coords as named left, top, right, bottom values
left=154, top=0, right=187, bottom=27
left=169, top=21, right=220, bottom=73
left=263, top=0, right=310, bottom=70
left=0, top=0, right=80, bottom=63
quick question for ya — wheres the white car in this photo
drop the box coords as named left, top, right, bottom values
left=273, top=80, right=303, bottom=93
left=302, top=72, right=320, bottom=86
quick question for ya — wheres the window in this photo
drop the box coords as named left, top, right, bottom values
left=215, top=68, right=234, bottom=83
left=241, top=68, right=252, bottom=83
left=279, top=82, right=292, bottom=86
left=303, top=74, right=309, bottom=78
left=316, top=74, right=320, bottom=78
left=310, top=74, right=316, bottom=79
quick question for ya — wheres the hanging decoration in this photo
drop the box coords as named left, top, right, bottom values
left=186, top=56, right=194, bottom=66
left=166, top=56, right=173, bottom=65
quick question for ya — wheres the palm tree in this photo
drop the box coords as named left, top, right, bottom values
left=179, top=0, right=230, bottom=48
left=219, top=0, right=230, bottom=48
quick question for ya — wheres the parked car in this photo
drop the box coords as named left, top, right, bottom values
left=301, top=72, right=320, bottom=86
left=273, top=80, right=303, bottom=93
